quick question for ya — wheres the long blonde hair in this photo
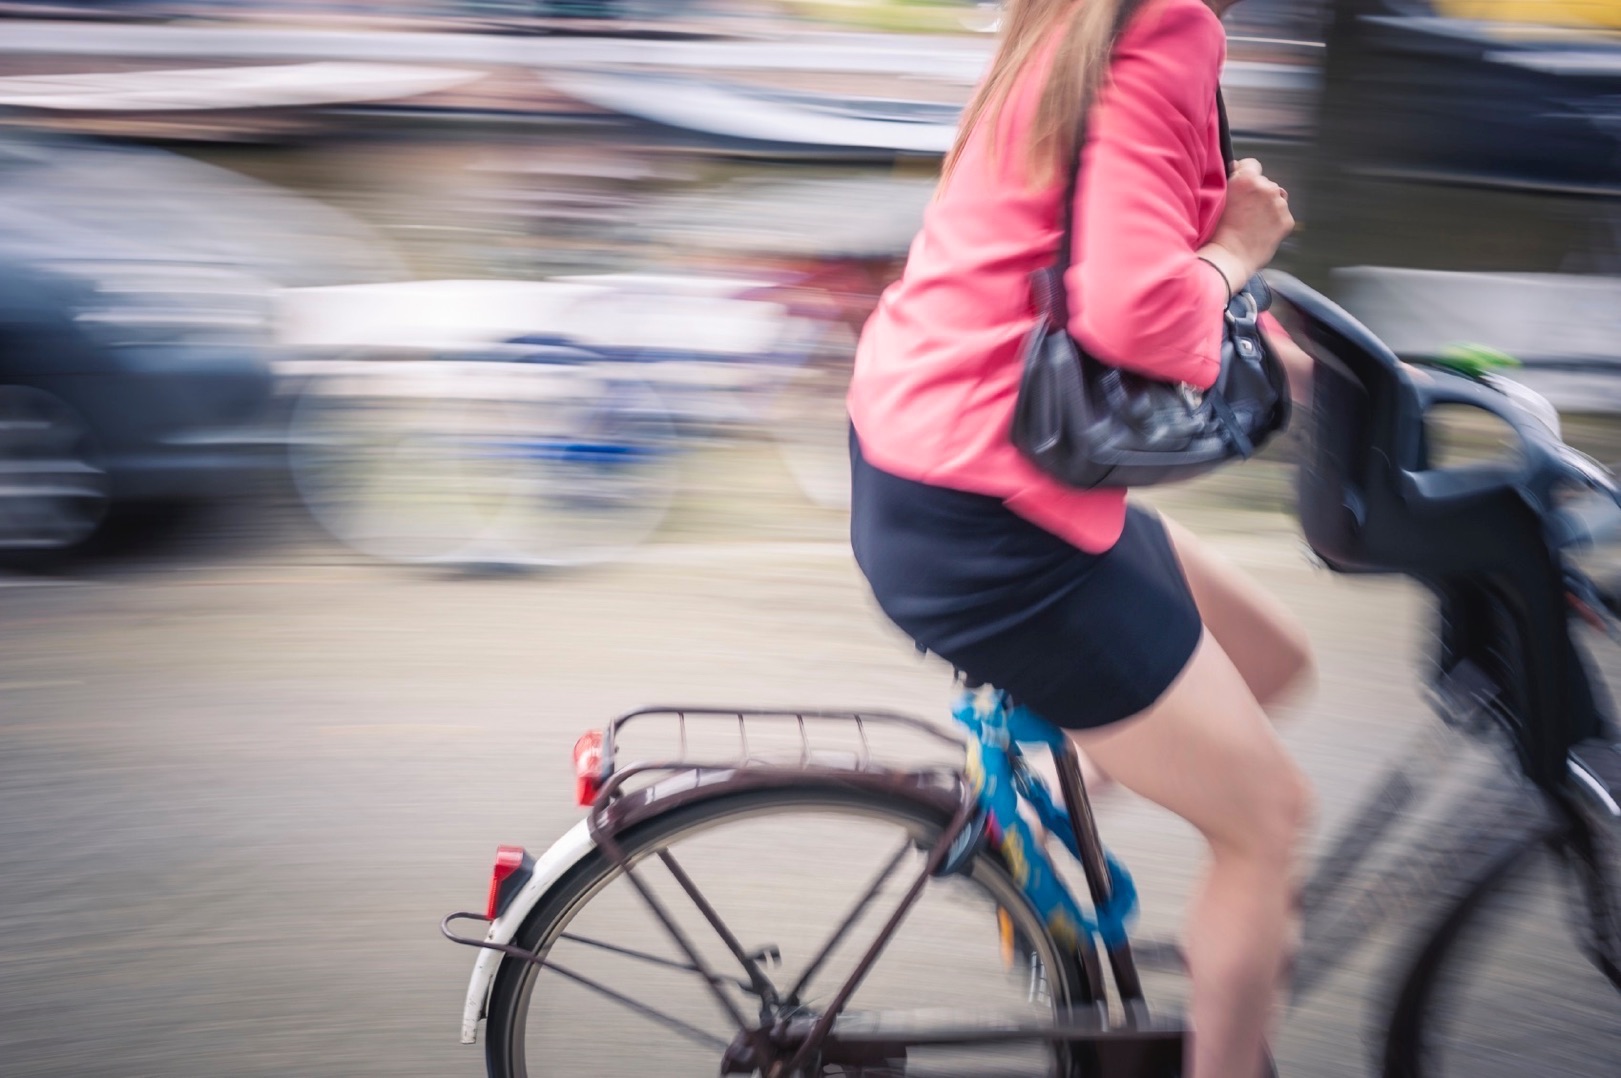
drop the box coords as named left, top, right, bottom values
left=942, top=0, right=1137, bottom=188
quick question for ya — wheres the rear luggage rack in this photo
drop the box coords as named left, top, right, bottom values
left=585, top=706, right=967, bottom=806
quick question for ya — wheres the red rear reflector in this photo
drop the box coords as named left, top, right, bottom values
left=486, top=845, right=528, bottom=920
left=574, top=730, right=605, bottom=807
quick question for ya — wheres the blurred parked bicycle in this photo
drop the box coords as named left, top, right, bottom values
left=282, top=253, right=896, bottom=567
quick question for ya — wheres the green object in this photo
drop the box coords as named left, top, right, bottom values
left=1424, top=344, right=1523, bottom=380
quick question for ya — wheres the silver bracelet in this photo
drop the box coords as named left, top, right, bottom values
left=1196, top=255, right=1234, bottom=304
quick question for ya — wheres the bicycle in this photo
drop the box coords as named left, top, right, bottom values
left=282, top=259, right=895, bottom=568
left=441, top=273, right=1621, bottom=1075
left=287, top=349, right=681, bottom=568
left=281, top=271, right=802, bottom=568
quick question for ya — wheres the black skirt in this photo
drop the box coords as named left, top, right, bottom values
left=850, top=429, right=1203, bottom=730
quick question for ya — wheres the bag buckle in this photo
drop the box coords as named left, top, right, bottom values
left=1225, top=288, right=1260, bottom=330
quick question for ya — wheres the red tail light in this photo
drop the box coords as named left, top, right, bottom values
left=573, top=730, right=605, bottom=807
left=486, top=845, right=532, bottom=921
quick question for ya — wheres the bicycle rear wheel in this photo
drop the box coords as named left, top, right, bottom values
left=482, top=784, right=1090, bottom=1078
left=1382, top=818, right=1621, bottom=1078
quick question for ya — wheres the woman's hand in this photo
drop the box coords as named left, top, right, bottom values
left=1201, top=158, right=1294, bottom=285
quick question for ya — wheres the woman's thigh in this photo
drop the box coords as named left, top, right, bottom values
left=1072, top=630, right=1312, bottom=858
left=1159, top=514, right=1315, bottom=710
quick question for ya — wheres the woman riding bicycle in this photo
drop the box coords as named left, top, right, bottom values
left=848, top=0, right=1317, bottom=1074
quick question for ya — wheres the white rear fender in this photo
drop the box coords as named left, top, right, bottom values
left=459, top=818, right=597, bottom=1044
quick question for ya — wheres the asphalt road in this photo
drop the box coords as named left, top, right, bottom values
left=0, top=446, right=1616, bottom=1077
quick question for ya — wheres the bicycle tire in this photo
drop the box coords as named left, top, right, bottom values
left=766, top=318, right=855, bottom=512
left=1381, top=823, right=1621, bottom=1078
left=459, top=373, right=679, bottom=569
left=290, top=367, right=679, bottom=568
left=482, top=783, right=1091, bottom=1078
left=288, top=386, right=487, bottom=565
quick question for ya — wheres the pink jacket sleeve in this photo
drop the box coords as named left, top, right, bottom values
left=1065, top=0, right=1229, bottom=390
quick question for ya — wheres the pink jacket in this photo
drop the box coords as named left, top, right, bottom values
left=847, top=0, right=1233, bottom=553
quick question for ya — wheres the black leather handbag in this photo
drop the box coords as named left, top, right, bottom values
left=1010, top=91, right=1290, bottom=490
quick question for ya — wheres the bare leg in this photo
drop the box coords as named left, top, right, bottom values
left=1078, top=513, right=1316, bottom=794
left=1073, top=632, right=1313, bottom=1078
left=1160, top=514, right=1315, bottom=710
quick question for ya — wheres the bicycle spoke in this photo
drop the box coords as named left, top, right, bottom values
left=493, top=789, right=1075, bottom=1078
left=557, top=933, right=760, bottom=995
left=595, top=833, right=754, bottom=1033
left=541, top=959, right=732, bottom=1052
left=785, top=839, right=913, bottom=1006
left=656, top=850, right=782, bottom=1005
left=786, top=797, right=978, bottom=1072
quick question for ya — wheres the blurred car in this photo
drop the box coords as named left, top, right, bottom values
left=1319, top=0, right=1621, bottom=191
left=462, top=0, right=708, bottom=24
left=0, top=129, right=400, bottom=559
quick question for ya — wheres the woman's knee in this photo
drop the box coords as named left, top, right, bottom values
left=1206, top=756, right=1315, bottom=868
left=1078, top=635, right=1314, bottom=867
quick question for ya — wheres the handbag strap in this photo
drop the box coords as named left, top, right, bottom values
left=1037, top=6, right=1234, bottom=331
left=1215, top=88, right=1235, bottom=175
